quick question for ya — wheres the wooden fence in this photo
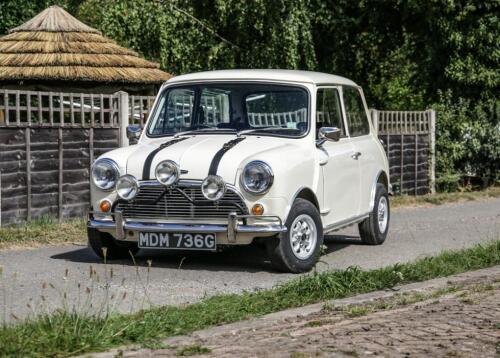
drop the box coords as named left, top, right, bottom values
left=0, top=88, right=435, bottom=225
left=0, top=89, right=126, bottom=224
left=371, top=109, right=436, bottom=195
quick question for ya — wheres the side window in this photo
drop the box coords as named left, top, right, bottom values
left=316, top=88, right=345, bottom=138
left=343, top=87, right=370, bottom=136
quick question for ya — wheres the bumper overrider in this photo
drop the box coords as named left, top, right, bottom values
left=87, top=211, right=287, bottom=243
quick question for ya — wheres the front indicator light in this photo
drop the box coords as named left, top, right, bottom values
left=99, top=199, right=112, bottom=212
left=251, top=204, right=264, bottom=215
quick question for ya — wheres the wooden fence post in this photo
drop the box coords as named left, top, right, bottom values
left=370, top=109, right=379, bottom=134
left=25, top=128, right=31, bottom=221
left=58, top=127, right=63, bottom=222
left=0, top=171, right=2, bottom=227
left=118, top=91, right=129, bottom=147
left=429, top=109, right=436, bottom=194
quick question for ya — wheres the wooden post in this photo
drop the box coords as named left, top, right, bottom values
left=371, top=109, right=379, bottom=134
left=3, top=91, right=8, bottom=125
left=25, top=128, right=31, bottom=221
left=15, top=91, right=20, bottom=126
left=414, top=133, right=418, bottom=196
left=26, top=93, right=31, bottom=125
left=118, top=91, right=129, bottom=147
left=429, top=109, right=436, bottom=194
left=400, top=133, right=404, bottom=194
left=37, top=92, right=42, bottom=123
left=59, top=92, right=64, bottom=125
left=58, top=128, right=63, bottom=221
left=49, top=92, right=54, bottom=125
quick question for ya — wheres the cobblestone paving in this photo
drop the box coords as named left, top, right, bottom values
left=115, top=277, right=500, bottom=358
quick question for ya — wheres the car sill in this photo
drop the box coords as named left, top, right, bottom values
left=323, top=213, right=369, bottom=234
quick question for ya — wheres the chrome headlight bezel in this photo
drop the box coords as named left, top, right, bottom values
left=91, top=158, right=120, bottom=191
left=240, top=160, right=274, bottom=195
left=201, top=175, right=226, bottom=201
left=116, top=175, right=139, bottom=201
left=155, top=160, right=180, bottom=187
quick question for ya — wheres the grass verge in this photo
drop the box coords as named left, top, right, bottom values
left=0, top=241, right=499, bottom=357
left=391, top=186, right=500, bottom=208
left=0, top=217, right=86, bottom=250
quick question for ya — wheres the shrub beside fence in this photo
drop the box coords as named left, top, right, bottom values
left=0, top=88, right=435, bottom=225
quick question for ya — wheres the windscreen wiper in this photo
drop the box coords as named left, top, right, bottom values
left=174, top=127, right=236, bottom=137
left=237, top=127, right=294, bottom=136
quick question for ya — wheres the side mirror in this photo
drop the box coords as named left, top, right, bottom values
left=127, top=125, right=142, bottom=142
left=317, top=127, right=341, bottom=147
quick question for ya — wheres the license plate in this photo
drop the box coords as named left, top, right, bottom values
left=138, top=232, right=217, bottom=251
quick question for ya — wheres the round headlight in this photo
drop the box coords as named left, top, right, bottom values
left=241, top=161, right=274, bottom=195
left=201, top=175, right=226, bottom=201
left=91, top=158, right=119, bottom=191
left=155, top=160, right=180, bottom=186
left=116, top=175, right=139, bottom=201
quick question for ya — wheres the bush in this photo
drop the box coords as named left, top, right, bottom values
left=434, top=91, right=500, bottom=190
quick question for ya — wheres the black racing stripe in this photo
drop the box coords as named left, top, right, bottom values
left=208, top=137, right=246, bottom=176
left=142, top=137, right=189, bottom=180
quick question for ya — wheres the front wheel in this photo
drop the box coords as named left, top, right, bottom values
left=88, top=228, right=139, bottom=260
left=358, top=183, right=390, bottom=245
left=267, top=198, right=323, bottom=273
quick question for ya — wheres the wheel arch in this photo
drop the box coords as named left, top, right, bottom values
left=285, top=187, right=320, bottom=222
left=369, top=170, right=390, bottom=211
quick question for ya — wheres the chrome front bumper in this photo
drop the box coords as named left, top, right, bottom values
left=87, top=211, right=286, bottom=243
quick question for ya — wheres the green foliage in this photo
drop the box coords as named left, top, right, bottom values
left=0, top=0, right=498, bottom=185
left=434, top=91, right=500, bottom=189
left=0, top=240, right=499, bottom=356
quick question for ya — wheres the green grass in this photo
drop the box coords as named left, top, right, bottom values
left=0, top=241, right=499, bottom=357
left=391, top=186, right=500, bottom=208
left=176, top=344, right=211, bottom=356
left=0, top=217, right=86, bottom=249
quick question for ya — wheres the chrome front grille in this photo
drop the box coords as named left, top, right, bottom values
left=115, top=181, right=248, bottom=220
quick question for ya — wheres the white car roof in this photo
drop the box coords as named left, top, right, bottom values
left=166, top=69, right=359, bottom=87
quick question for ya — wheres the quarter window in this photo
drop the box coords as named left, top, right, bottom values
left=316, top=88, right=345, bottom=138
left=343, top=87, right=370, bottom=136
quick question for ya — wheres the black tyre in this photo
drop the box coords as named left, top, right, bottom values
left=87, top=228, right=139, bottom=260
left=267, top=198, right=323, bottom=273
left=358, top=183, right=390, bottom=245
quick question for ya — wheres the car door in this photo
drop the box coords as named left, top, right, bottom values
left=342, top=86, right=379, bottom=214
left=317, top=86, right=361, bottom=226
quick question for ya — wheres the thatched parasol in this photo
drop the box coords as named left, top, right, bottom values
left=0, top=5, right=171, bottom=85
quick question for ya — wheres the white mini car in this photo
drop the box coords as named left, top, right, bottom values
left=88, top=70, right=390, bottom=273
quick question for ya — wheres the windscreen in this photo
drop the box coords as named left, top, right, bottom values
left=147, top=83, right=309, bottom=137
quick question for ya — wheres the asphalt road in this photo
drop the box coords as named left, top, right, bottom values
left=1, top=198, right=499, bottom=323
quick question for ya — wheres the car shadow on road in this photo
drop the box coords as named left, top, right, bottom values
left=50, top=233, right=362, bottom=273
left=50, top=245, right=273, bottom=273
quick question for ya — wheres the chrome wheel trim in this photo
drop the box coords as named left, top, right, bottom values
left=290, top=214, right=317, bottom=260
left=377, top=196, right=389, bottom=233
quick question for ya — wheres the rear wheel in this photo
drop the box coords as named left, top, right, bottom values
left=267, top=198, right=323, bottom=273
left=358, top=183, right=390, bottom=245
left=88, top=228, right=139, bottom=260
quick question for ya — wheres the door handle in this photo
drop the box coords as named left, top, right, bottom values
left=351, top=151, right=362, bottom=160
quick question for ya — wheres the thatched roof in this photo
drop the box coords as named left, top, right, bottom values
left=0, top=6, right=171, bottom=84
